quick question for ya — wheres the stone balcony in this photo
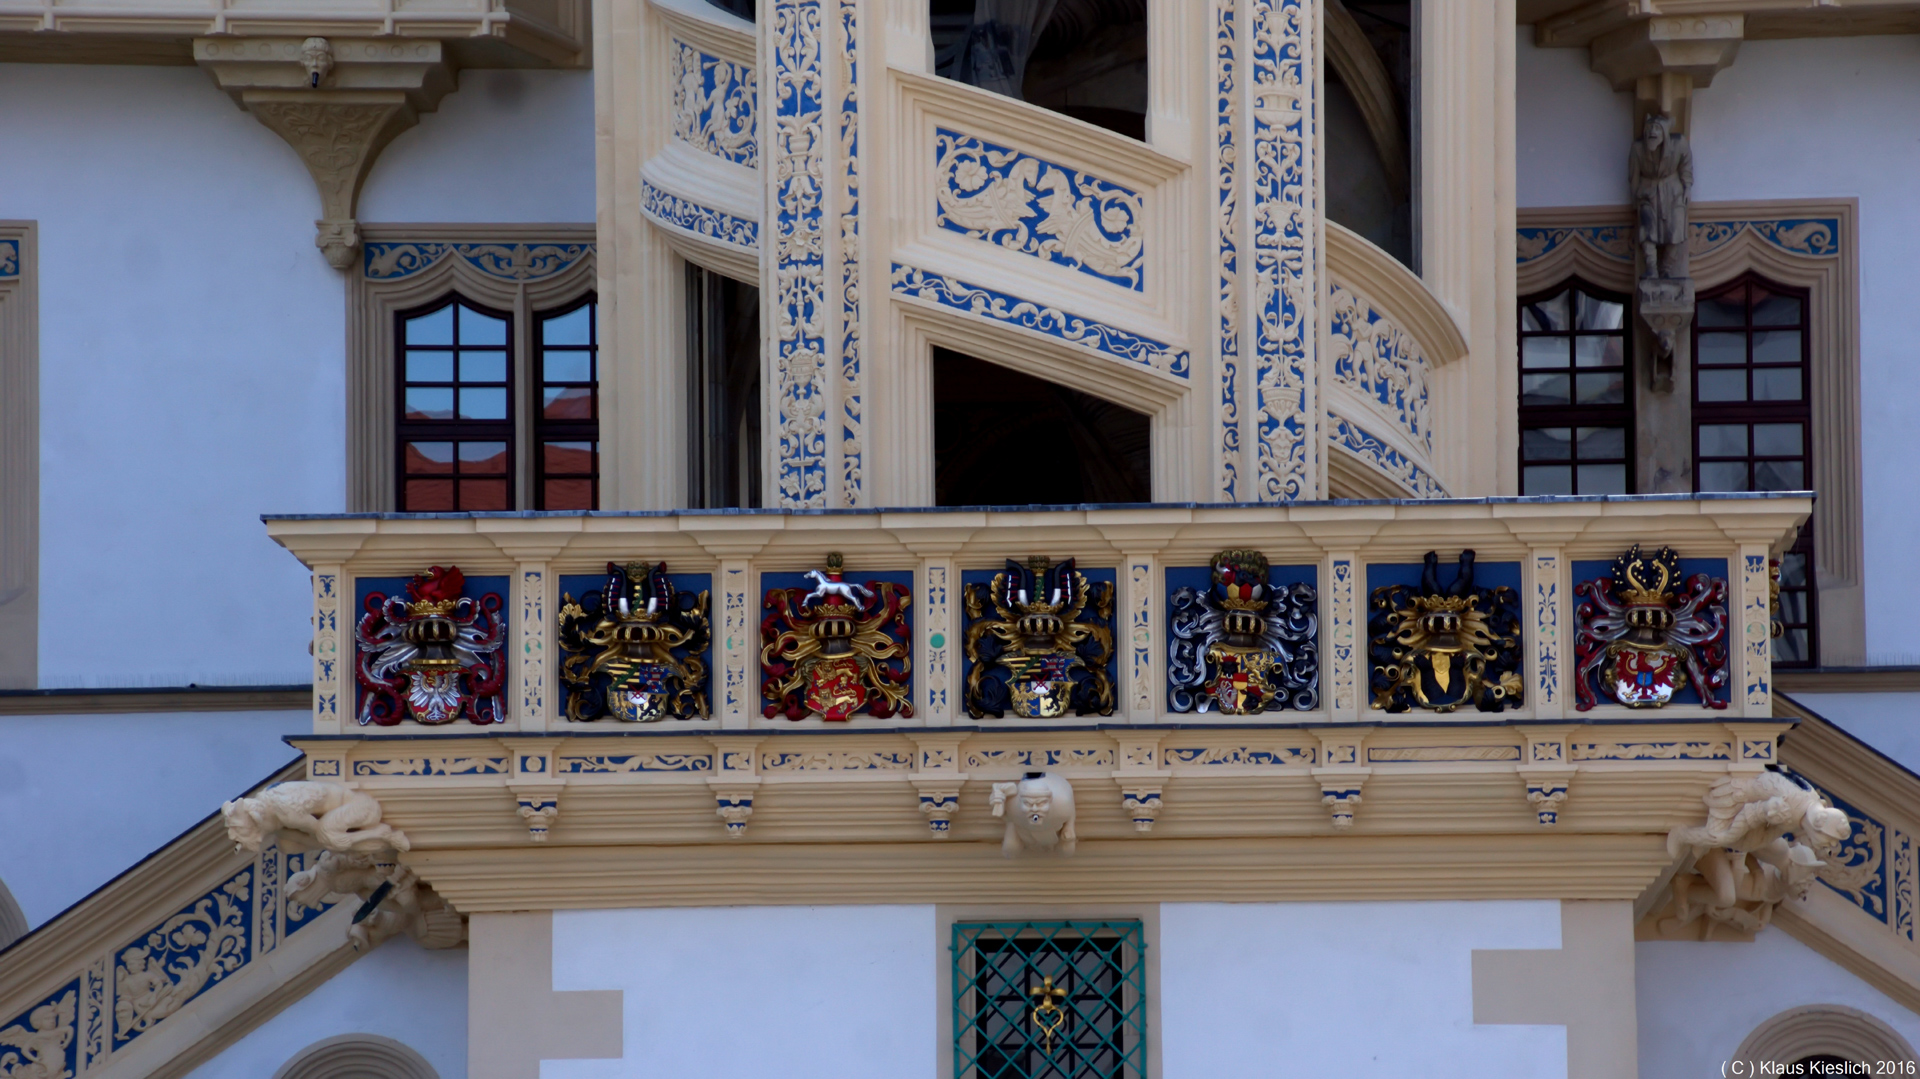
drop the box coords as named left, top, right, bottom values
left=264, top=493, right=1811, bottom=913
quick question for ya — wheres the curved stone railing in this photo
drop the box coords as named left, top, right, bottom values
left=1324, top=222, right=1467, bottom=499
left=640, top=0, right=760, bottom=280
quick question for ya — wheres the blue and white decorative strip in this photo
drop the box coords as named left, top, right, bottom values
left=1327, top=412, right=1444, bottom=498
left=771, top=0, right=830, bottom=507
left=1249, top=0, right=1315, bottom=501
left=1517, top=217, right=1842, bottom=265
left=1215, top=0, right=1241, bottom=500
left=642, top=179, right=759, bottom=249
left=891, top=264, right=1190, bottom=377
left=837, top=0, right=863, bottom=507
left=364, top=241, right=593, bottom=281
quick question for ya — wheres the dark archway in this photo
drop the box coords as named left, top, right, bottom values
left=933, top=348, right=1150, bottom=506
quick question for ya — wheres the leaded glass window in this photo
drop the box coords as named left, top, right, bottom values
left=1517, top=280, right=1632, bottom=494
left=396, top=297, right=513, bottom=511
left=1692, top=274, right=1818, bottom=666
left=952, top=921, right=1146, bottom=1079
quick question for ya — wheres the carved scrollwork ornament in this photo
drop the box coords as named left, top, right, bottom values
left=558, top=562, right=712, bottom=722
left=964, top=557, right=1115, bottom=719
left=355, top=566, right=505, bottom=726
left=761, top=553, right=914, bottom=721
left=1573, top=545, right=1729, bottom=710
left=1168, top=549, right=1319, bottom=714
left=1367, top=551, right=1523, bottom=713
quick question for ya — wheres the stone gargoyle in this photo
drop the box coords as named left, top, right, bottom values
left=222, top=780, right=409, bottom=855
left=991, top=772, right=1077, bottom=858
left=288, top=851, right=465, bottom=952
left=1655, top=768, right=1852, bottom=936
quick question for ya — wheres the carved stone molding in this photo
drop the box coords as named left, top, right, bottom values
left=1589, top=15, right=1744, bottom=135
left=196, top=39, right=455, bottom=269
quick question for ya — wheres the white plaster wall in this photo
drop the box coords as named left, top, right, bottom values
left=1790, top=691, right=1920, bottom=776
left=0, top=63, right=593, bottom=689
left=1638, top=930, right=1920, bottom=1076
left=1516, top=28, right=1633, bottom=208
left=1161, top=900, right=1567, bottom=1077
left=0, top=710, right=305, bottom=927
left=545, top=905, right=939, bottom=1079
left=359, top=70, right=595, bottom=223
left=183, top=938, right=468, bottom=1079
left=1515, top=33, right=1920, bottom=663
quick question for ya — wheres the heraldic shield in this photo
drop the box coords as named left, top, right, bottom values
left=558, top=561, right=712, bottom=722
left=1573, top=544, right=1729, bottom=710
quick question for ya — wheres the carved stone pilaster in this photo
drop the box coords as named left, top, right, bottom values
left=195, top=38, right=455, bottom=270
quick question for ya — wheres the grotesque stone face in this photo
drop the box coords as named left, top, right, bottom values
left=1020, top=787, right=1054, bottom=825
left=1807, top=804, right=1852, bottom=846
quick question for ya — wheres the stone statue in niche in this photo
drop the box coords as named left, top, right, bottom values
left=1650, top=768, right=1852, bottom=937
left=1630, top=112, right=1696, bottom=372
left=991, top=772, right=1077, bottom=857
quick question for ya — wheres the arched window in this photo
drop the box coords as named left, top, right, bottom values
left=272, top=1034, right=440, bottom=1079
left=1516, top=279, right=1632, bottom=495
left=396, top=297, right=514, bottom=512
left=1733, top=1004, right=1918, bottom=1068
left=394, top=293, right=601, bottom=512
left=1692, top=273, right=1817, bottom=665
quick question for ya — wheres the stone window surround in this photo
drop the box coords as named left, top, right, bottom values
left=1731, top=1004, right=1918, bottom=1067
left=935, top=904, right=1163, bottom=1079
left=0, top=221, right=35, bottom=690
left=272, top=1033, right=442, bottom=1079
left=1516, top=199, right=1864, bottom=666
left=348, top=224, right=597, bottom=512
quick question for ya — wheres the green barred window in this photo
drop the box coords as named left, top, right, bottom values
left=951, top=921, right=1147, bottom=1079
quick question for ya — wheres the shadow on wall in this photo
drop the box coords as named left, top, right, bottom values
left=933, top=0, right=1148, bottom=141
left=933, top=347, right=1150, bottom=506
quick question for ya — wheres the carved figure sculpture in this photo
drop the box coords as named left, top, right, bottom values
left=761, top=553, right=913, bottom=721
left=558, top=561, right=712, bottom=722
left=0, top=990, right=74, bottom=1079
left=991, top=773, right=1077, bottom=857
left=299, top=37, right=333, bottom=88
left=355, top=566, right=506, bottom=725
left=222, top=781, right=409, bottom=855
left=1574, top=545, right=1729, bottom=711
left=1658, top=769, right=1852, bottom=935
left=965, top=556, right=1115, bottom=718
left=1630, top=112, right=1696, bottom=362
left=1368, top=551, right=1523, bottom=713
left=288, top=852, right=465, bottom=952
left=1630, top=113, right=1692, bottom=281
left=1168, top=550, right=1319, bottom=714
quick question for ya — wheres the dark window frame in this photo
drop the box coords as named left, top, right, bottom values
left=394, top=293, right=517, bottom=512
left=1516, top=276, right=1635, bottom=495
left=951, top=920, right=1147, bottom=1079
left=1691, top=272, right=1818, bottom=667
left=532, top=292, right=601, bottom=511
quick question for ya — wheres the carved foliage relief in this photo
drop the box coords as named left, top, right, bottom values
left=773, top=0, right=829, bottom=507
left=672, top=41, right=758, bottom=167
left=642, top=181, right=759, bottom=249
left=1216, top=0, right=1241, bottom=499
left=1249, top=0, right=1313, bottom=502
left=1327, top=282, right=1430, bottom=452
left=933, top=129, right=1145, bottom=292
left=837, top=0, right=863, bottom=507
left=890, top=264, right=1188, bottom=375
left=114, top=870, right=252, bottom=1049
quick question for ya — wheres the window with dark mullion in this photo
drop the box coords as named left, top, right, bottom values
left=1692, top=273, right=1817, bottom=665
left=396, top=298, right=514, bottom=511
left=534, top=296, right=600, bottom=510
left=1517, top=280, right=1633, bottom=494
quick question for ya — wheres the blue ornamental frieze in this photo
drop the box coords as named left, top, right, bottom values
left=1517, top=217, right=1841, bottom=265
left=641, top=180, right=760, bottom=250
left=890, top=264, right=1189, bottom=377
left=933, top=128, right=1146, bottom=292
left=671, top=41, right=758, bottom=168
left=1328, top=282, right=1431, bottom=452
left=363, top=241, right=593, bottom=281
left=0, top=981, right=78, bottom=1079
left=1327, top=414, right=1444, bottom=498
left=0, top=239, right=18, bottom=278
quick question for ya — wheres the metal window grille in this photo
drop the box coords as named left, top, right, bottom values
left=952, top=921, right=1147, bottom=1079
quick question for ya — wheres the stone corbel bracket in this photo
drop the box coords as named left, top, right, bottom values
left=1519, top=726, right=1577, bottom=827
left=1313, top=729, right=1372, bottom=830
left=195, top=38, right=456, bottom=270
left=1588, top=15, right=1743, bottom=135
left=707, top=736, right=763, bottom=838
left=1113, top=733, right=1170, bottom=834
left=908, top=732, right=967, bottom=838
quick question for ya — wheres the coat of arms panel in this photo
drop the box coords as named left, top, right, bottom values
left=354, top=567, right=509, bottom=726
